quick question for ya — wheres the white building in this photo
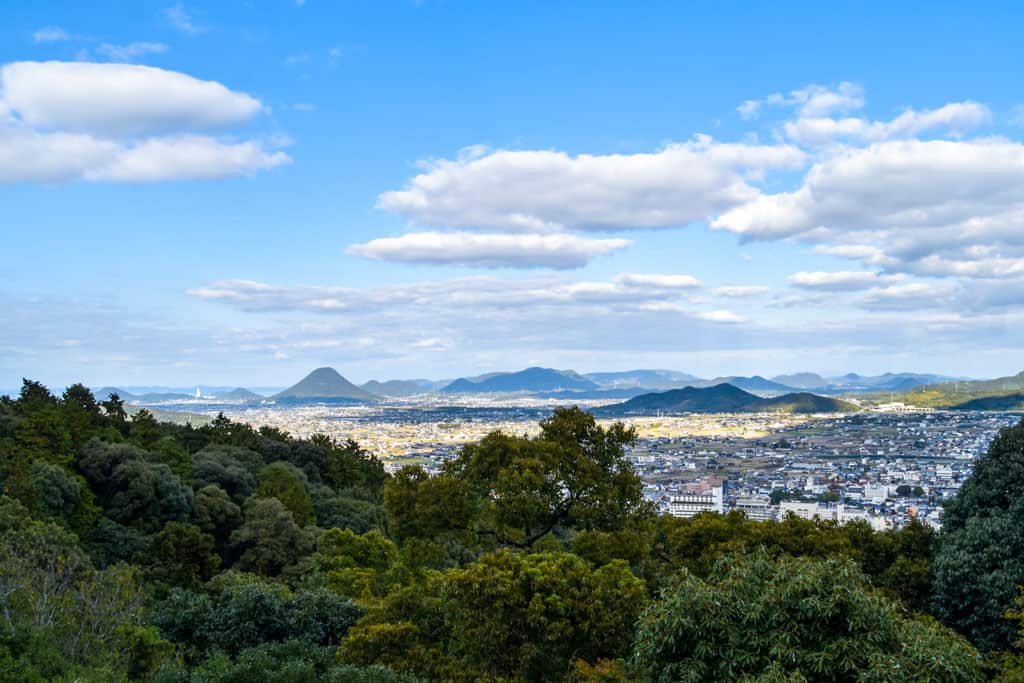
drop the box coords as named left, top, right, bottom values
left=733, top=495, right=774, bottom=522
left=779, top=500, right=819, bottom=521
left=669, top=486, right=724, bottom=518
left=779, top=501, right=889, bottom=531
left=864, top=484, right=889, bottom=503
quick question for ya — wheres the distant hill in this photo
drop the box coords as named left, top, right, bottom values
left=600, top=383, right=855, bottom=415
left=758, top=392, right=857, bottom=413
left=94, top=387, right=194, bottom=402
left=136, top=392, right=193, bottom=402
left=217, top=388, right=262, bottom=401
left=603, top=384, right=757, bottom=413
left=96, top=386, right=138, bottom=401
left=951, top=392, right=1024, bottom=411
left=828, top=372, right=957, bottom=393
left=583, top=369, right=701, bottom=390
left=704, top=375, right=797, bottom=395
left=772, top=373, right=828, bottom=390
left=441, top=367, right=600, bottom=394
left=361, top=379, right=440, bottom=396
left=899, top=371, right=1024, bottom=408
left=272, top=367, right=377, bottom=402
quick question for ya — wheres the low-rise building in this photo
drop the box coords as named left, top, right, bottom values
left=733, top=495, right=774, bottom=521
left=669, top=486, right=724, bottom=518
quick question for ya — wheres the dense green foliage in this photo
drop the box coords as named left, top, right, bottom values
left=934, top=419, right=1024, bottom=652
left=632, top=551, right=983, bottom=682
left=1, top=380, right=1022, bottom=680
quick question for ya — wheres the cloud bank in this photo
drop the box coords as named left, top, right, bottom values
left=0, top=61, right=288, bottom=183
left=347, top=232, right=631, bottom=269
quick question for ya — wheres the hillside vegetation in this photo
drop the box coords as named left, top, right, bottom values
left=602, top=383, right=857, bottom=415
left=890, top=371, right=1024, bottom=408
left=0, top=379, right=1021, bottom=681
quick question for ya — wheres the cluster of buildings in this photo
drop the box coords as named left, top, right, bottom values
left=185, top=397, right=1019, bottom=531
left=646, top=411, right=1019, bottom=529
left=668, top=482, right=889, bottom=530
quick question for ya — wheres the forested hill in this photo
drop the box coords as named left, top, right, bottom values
left=892, top=370, right=1024, bottom=408
left=600, top=383, right=856, bottom=414
left=0, top=378, right=1022, bottom=681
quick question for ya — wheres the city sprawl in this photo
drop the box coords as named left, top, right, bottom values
left=146, top=397, right=1020, bottom=531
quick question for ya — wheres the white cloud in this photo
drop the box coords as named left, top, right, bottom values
left=736, top=99, right=762, bottom=120
left=88, top=136, right=290, bottom=182
left=714, top=138, right=1024, bottom=278
left=163, top=3, right=206, bottom=35
left=182, top=272, right=765, bottom=371
left=0, top=61, right=287, bottom=183
left=187, top=272, right=707, bottom=315
left=792, top=83, right=865, bottom=118
left=614, top=273, right=700, bottom=289
left=711, top=285, right=769, bottom=297
left=697, top=309, right=746, bottom=323
left=378, top=138, right=805, bottom=233
left=859, top=282, right=959, bottom=311
left=33, top=27, right=69, bottom=43
left=783, top=102, right=989, bottom=146
left=0, top=125, right=289, bottom=185
left=814, top=244, right=887, bottom=263
left=95, top=42, right=169, bottom=62
left=0, top=61, right=261, bottom=136
left=739, top=83, right=864, bottom=120
left=346, top=231, right=631, bottom=269
left=787, top=271, right=902, bottom=291
left=412, top=337, right=453, bottom=351
left=0, top=126, right=118, bottom=183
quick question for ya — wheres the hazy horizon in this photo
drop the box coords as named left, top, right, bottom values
left=0, top=364, right=1002, bottom=399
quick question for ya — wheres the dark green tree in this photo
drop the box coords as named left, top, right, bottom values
left=443, top=550, right=646, bottom=681
left=140, top=522, right=221, bottom=590
left=230, top=496, right=316, bottom=576
left=934, top=418, right=1024, bottom=651
left=310, top=484, right=386, bottom=534
left=257, top=461, right=315, bottom=527
left=129, top=409, right=162, bottom=450
left=59, top=384, right=103, bottom=450
left=191, top=446, right=260, bottom=504
left=632, top=551, right=983, bottom=682
left=193, top=485, right=243, bottom=554
left=154, top=583, right=363, bottom=658
left=385, top=407, right=646, bottom=550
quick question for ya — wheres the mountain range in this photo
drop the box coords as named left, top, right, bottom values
left=430, top=368, right=959, bottom=397
left=581, top=369, right=700, bottom=389
left=361, top=378, right=448, bottom=396
left=82, top=366, right=1024, bottom=413
left=441, top=367, right=600, bottom=394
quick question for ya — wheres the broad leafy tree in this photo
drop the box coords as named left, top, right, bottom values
left=934, top=418, right=1024, bottom=651
left=632, top=551, right=984, bottom=682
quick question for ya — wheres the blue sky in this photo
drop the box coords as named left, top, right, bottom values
left=2, top=1, right=1024, bottom=389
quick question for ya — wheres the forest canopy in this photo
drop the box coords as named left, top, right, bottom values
left=0, top=379, right=1021, bottom=681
